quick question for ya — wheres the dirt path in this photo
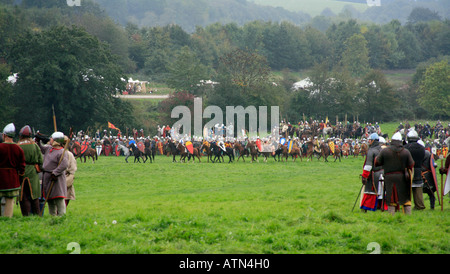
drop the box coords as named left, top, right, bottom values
left=118, top=94, right=169, bottom=99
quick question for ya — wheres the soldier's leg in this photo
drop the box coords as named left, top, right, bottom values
left=412, top=187, right=425, bottom=210
left=3, top=197, right=15, bottom=217
left=55, top=198, right=66, bottom=216
left=48, top=199, right=57, bottom=216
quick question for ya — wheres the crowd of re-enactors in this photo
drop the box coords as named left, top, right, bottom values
left=0, top=123, right=76, bottom=218
left=359, top=129, right=450, bottom=215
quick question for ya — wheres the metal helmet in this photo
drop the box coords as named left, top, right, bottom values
left=2, top=123, right=15, bottom=138
left=406, top=129, right=419, bottom=141
left=392, top=132, right=402, bottom=141
left=19, top=125, right=32, bottom=137
left=368, top=133, right=379, bottom=140
left=51, top=131, right=65, bottom=144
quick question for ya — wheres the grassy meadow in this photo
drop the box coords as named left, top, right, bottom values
left=1, top=122, right=449, bottom=255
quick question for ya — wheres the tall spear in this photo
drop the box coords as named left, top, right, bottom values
left=52, top=104, right=57, bottom=132
left=441, top=156, right=444, bottom=211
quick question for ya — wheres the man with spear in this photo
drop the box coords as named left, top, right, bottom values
left=37, top=132, right=69, bottom=217
left=36, top=105, right=70, bottom=216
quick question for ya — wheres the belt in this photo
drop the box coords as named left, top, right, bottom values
left=385, top=171, right=403, bottom=175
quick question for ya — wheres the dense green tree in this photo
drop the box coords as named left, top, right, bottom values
left=417, top=60, right=450, bottom=118
left=126, top=23, right=148, bottom=71
left=74, top=13, right=134, bottom=72
left=407, top=7, right=442, bottom=24
left=166, top=46, right=211, bottom=96
left=237, top=21, right=265, bottom=52
left=0, top=63, right=16, bottom=128
left=217, top=48, right=270, bottom=95
left=358, top=70, right=398, bottom=122
left=340, top=33, right=370, bottom=77
left=262, top=21, right=312, bottom=70
left=326, top=19, right=361, bottom=66
left=396, top=28, right=422, bottom=68
left=408, top=21, right=441, bottom=62
left=364, top=25, right=393, bottom=69
left=304, top=26, right=332, bottom=66
left=8, top=25, right=133, bottom=134
left=0, top=5, right=27, bottom=60
left=436, top=20, right=450, bottom=56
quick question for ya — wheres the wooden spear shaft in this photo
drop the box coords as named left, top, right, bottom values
left=441, top=158, right=444, bottom=211
left=52, top=104, right=57, bottom=132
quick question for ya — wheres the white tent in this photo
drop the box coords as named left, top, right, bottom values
left=291, top=77, right=313, bottom=91
left=7, top=73, right=18, bottom=84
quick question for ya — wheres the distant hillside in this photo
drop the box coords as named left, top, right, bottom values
left=91, top=0, right=311, bottom=32
left=249, top=0, right=369, bottom=17
left=251, top=0, right=449, bottom=24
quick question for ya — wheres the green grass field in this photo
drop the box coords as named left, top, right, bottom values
left=1, top=123, right=449, bottom=254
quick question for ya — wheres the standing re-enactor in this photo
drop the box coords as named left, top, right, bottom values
left=17, top=125, right=43, bottom=216
left=404, top=130, right=426, bottom=210
left=38, top=132, right=69, bottom=216
left=360, top=133, right=386, bottom=212
left=439, top=151, right=450, bottom=203
left=420, top=140, right=438, bottom=210
left=65, top=140, right=77, bottom=208
left=0, top=123, right=26, bottom=217
left=375, top=132, right=414, bottom=215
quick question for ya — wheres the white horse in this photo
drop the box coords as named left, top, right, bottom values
left=117, top=143, right=131, bottom=163
left=323, top=127, right=333, bottom=139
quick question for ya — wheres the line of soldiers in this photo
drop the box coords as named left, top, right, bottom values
left=0, top=123, right=77, bottom=217
left=359, top=129, right=450, bottom=215
left=73, top=125, right=447, bottom=167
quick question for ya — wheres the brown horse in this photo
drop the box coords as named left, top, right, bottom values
left=273, top=145, right=289, bottom=162
left=200, top=141, right=214, bottom=162
left=71, top=141, right=97, bottom=163
left=180, top=143, right=201, bottom=163
left=317, top=142, right=330, bottom=162
left=306, top=140, right=321, bottom=161
left=246, top=141, right=258, bottom=162
left=233, top=142, right=249, bottom=162
left=177, top=143, right=189, bottom=162
left=333, top=145, right=342, bottom=162
left=289, top=145, right=302, bottom=162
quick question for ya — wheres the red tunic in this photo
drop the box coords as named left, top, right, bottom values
left=0, top=142, right=26, bottom=192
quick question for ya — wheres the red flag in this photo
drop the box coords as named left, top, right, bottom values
left=108, top=122, right=119, bottom=131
